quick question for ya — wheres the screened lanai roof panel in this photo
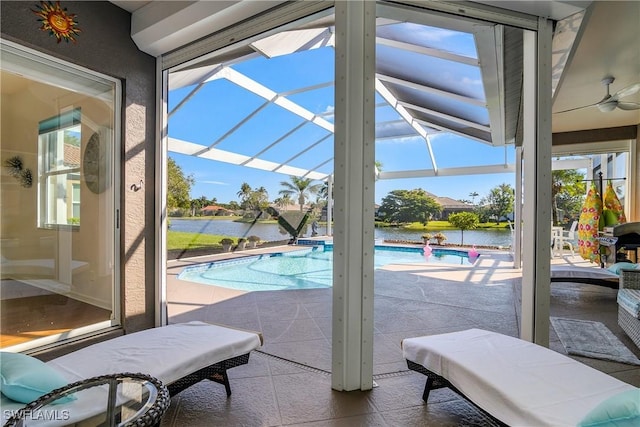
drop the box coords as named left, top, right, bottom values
left=250, top=27, right=334, bottom=59
left=245, top=125, right=332, bottom=165
left=376, top=44, right=485, bottom=101
left=232, top=47, right=334, bottom=94
left=386, top=81, right=490, bottom=126
left=167, top=6, right=516, bottom=181
left=274, top=139, right=334, bottom=173
left=376, top=120, right=426, bottom=140
left=287, top=85, right=335, bottom=118
left=169, top=79, right=268, bottom=145
left=210, top=103, right=311, bottom=156
left=410, top=109, right=492, bottom=144
left=376, top=22, right=478, bottom=59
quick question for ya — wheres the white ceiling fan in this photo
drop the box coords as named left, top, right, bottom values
left=555, top=76, right=640, bottom=114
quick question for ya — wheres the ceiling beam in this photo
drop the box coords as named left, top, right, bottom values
left=378, top=163, right=515, bottom=180
left=169, top=137, right=329, bottom=180
left=221, top=67, right=334, bottom=132
left=475, top=24, right=506, bottom=146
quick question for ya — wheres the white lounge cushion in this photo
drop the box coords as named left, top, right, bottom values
left=47, top=321, right=262, bottom=385
left=551, top=265, right=620, bottom=282
left=1, top=321, right=262, bottom=425
left=618, top=289, right=640, bottom=319
left=402, top=328, right=635, bottom=427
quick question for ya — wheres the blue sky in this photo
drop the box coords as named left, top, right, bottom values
left=168, top=24, right=515, bottom=205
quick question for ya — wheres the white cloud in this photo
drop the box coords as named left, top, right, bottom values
left=409, top=25, right=458, bottom=42
left=376, top=135, right=423, bottom=144
left=199, top=180, right=229, bottom=186
left=461, top=77, right=482, bottom=86
left=322, top=105, right=335, bottom=114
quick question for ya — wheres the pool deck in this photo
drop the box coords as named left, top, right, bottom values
left=163, top=242, right=640, bottom=426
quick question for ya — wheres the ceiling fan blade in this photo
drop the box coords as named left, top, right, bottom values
left=553, top=103, right=596, bottom=114
left=613, top=82, right=640, bottom=99
left=616, top=101, right=640, bottom=111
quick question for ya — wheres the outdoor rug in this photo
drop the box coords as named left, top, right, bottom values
left=551, top=317, right=640, bottom=365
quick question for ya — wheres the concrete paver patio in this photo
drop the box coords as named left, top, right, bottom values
left=162, top=245, right=640, bottom=426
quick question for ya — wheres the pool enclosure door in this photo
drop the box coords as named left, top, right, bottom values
left=158, top=0, right=552, bottom=390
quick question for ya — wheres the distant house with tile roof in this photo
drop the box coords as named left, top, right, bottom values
left=425, top=191, right=474, bottom=220
left=200, top=205, right=235, bottom=216
left=64, top=143, right=81, bottom=167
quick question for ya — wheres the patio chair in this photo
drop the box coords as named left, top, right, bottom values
left=402, top=328, right=639, bottom=427
left=561, top=220, right=578, bottom=255
left=551, top=221, right=576, bottom=257
left=550, top=264, right=622, bottom=288
left=1, top=321, right=263, bottom=425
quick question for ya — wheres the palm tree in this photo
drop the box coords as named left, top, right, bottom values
left=237, top=182, right=252, bottom=207
left=274, top=194, right=293, bottom=210
left=279, top=176, right=322, bottom=212
left=469, top=191, right=479, bottom=205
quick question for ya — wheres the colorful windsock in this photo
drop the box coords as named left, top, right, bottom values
left=604, top=180, right=627, bottom=225
left=577, top=184, right=602, bottom=263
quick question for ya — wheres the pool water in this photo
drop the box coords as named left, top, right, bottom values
left=177, top=245, right=477, bottom=291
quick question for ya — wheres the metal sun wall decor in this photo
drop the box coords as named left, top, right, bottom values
left=33, top=1, right=81, bottom=43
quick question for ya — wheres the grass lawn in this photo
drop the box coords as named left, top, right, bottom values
left=167, top=231, right=231, bottom=251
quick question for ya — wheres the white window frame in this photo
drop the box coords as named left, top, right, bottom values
left=37, top=112, right=82, bottom=229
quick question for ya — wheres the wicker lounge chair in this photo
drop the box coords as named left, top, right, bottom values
left=618, top=268, right=640, bottom=349
left=402, top=329, right=637, bottom=426
left=1, top=321, right=263, bottom=425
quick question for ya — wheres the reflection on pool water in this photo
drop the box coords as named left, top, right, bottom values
left=177, top=245, right=478, bottom=292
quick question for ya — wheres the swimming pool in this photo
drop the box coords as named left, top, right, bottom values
left=177, top=245, right=478, bottom=292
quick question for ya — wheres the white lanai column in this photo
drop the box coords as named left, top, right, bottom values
left=332, top=0, right=376, bottom=391
left=514, top=146, right=523, bottom=268
left=327, top=174, right=333, bottom=236
left=521, top=18, right=553, bottom=346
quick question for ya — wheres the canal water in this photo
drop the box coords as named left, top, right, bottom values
left=169, top=218, right=513, bottom=247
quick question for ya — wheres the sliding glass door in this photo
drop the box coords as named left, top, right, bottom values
left=0, top=40, right=120, bottom=350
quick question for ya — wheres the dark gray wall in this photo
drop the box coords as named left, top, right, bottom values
left=1, top=1, right=157, bottom=334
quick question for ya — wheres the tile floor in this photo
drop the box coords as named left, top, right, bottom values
left=161, top=247, right=640, bottom=426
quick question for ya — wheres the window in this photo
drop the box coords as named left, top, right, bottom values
left=38, top=109, right=82, bottom=227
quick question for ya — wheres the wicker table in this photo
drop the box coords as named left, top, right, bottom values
left=3, top=373, right=170, bottom=427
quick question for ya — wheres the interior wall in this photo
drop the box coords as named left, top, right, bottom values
left=1, top=1, right=157, bottom=333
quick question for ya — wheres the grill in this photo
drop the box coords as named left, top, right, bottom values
left=600, top=222, right=640, bottom=266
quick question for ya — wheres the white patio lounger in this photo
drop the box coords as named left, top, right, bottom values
left=550, top=265, right=620, bottom=288
left=0, top=256, right=89, bottom=279
left=402, top=329, right=638, bottom=426
left=1, top=321, right=263, bottom=425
